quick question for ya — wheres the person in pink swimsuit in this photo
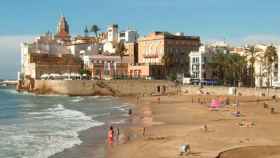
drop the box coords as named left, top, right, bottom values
left=108, top=126, right=114, bottom=145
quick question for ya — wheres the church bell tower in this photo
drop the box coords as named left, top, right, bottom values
left=55, top=15, right=71, bottom=42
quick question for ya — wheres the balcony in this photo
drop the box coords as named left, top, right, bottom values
left=143, top=54, right=159, bottom=58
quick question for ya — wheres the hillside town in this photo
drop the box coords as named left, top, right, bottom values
left=19, top=15, right=280, bottom=88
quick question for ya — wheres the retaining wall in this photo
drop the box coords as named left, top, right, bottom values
left=32, top=80, right=177, bottom=96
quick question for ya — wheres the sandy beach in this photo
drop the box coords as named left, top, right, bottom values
left=109, top=94, right=280, bottom=158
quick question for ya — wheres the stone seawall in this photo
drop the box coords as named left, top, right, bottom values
left=19, top=79, right=280, bottom=97
left=32, top=80, right=178, bottom=96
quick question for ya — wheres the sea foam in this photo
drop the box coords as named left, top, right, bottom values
left=0, top=103, right=104, bottom=158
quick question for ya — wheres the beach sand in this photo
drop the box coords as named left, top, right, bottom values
left=109, top=95, right=280, bottom=158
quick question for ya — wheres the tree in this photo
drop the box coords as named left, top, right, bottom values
left=208, top=52, right=227, bottom=84
left=209, top=52, right=247, bottom=86
left=246, top=46, right=258, bottom=87
left=264, top=45, right=277, bottom=89
left=79, top=69, right=91, bottom=79
left=116, top=41, right=127, bottom=63
left=90, top=25, right=100, bottom=37
left=228, top=53, right=247, bottom=86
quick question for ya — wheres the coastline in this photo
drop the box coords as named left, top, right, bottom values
left=49, top=95, right=137, bottom=158
left=11, top=87, right=280, bottom=158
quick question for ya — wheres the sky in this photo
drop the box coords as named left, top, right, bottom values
left=1, top=0, right=280, bottom=79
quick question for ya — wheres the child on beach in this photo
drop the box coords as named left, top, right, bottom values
left=108, top=126, right=114, bottom=145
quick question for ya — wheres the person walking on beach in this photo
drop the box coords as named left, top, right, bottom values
left=136, top=95, right=140, bottom=104
left=158, top=96, right=161, bottom=104
left=128, top=108, right=132, bottom=115
left=108, top=126, right=114, bottom=145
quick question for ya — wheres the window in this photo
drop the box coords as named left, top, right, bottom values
left=193, top=57, right=199, bottom=63
left=202, top=64, right=205, bottom=69
left=194, top=72, right=199, bottom=78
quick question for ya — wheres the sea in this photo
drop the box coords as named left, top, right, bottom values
left=0, top=86, right=132, bottom=158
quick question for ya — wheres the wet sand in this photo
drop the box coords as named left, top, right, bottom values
left=50, top=125, right=107, bottom=158
left=109, top=95, right=280, bottom=158
left=50, top=96, right=136, bottom=158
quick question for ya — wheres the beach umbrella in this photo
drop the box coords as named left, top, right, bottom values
left=62, top=73, right=69, bottom=76
left=40, top=74, right=49, bottom=79
left=51, top=73, right=60, bottom=78
left=70, top=72, right=76, bottom=77
left=54, top=73, right=61, bottom=77
left=211, top=99, right=221, bottom=108
left=62, top=73, right=71, bottom=79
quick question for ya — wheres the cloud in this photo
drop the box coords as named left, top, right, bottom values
left=0, top=35, right=35, bottom=79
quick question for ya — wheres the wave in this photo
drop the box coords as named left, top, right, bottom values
left=70, top=97, right=84, bottom=103
left=91, top=112, right=111, bottom=118
left=0, top=89, right=67, bottom=97
left=89, top=96, right=116, bottom=100
left=112, top=104, right=131, bottom=112
left=110, top=119, right=126, bottom=124
left=0, top=103, right=104, bottom=158
left=1, top=89, right=34, bottom=96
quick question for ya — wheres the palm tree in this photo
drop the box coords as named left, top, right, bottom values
left=264, top=45, right=277, bottom=89
left=209, top=52, right=228, bottom=85
left=246, top=46, right=258, bottom=87
left=229, top=53, right=247, bottom=86
left=90, top=25, right=100, bottom=37
left=209, top=52, right=247, bottom=86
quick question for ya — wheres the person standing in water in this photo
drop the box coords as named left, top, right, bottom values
left=108, top=126, right=114, bottom=145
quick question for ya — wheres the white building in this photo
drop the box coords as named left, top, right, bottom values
left=23, top=33, right=69, bottom=55
left=67, top=38, right=100, bottom=57
left=189, top=45, right=215, bottom=83
left=103, top=42, right=116, bottom=54
left=20, top=33, right=70, bottom=78
left=102, top=24, right=119, bottom=54
left=275, top=45, right=280, bottom=86
left=103, top=25, right=139, bottom=54
left=107, top=24, right=119, bottom=43
left=119, top=29, right=139, bottom=43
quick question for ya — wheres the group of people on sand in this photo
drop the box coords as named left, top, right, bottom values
left=108, top=125, right=123, bottom=146
left=107, top=108, right=133, bottom=146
